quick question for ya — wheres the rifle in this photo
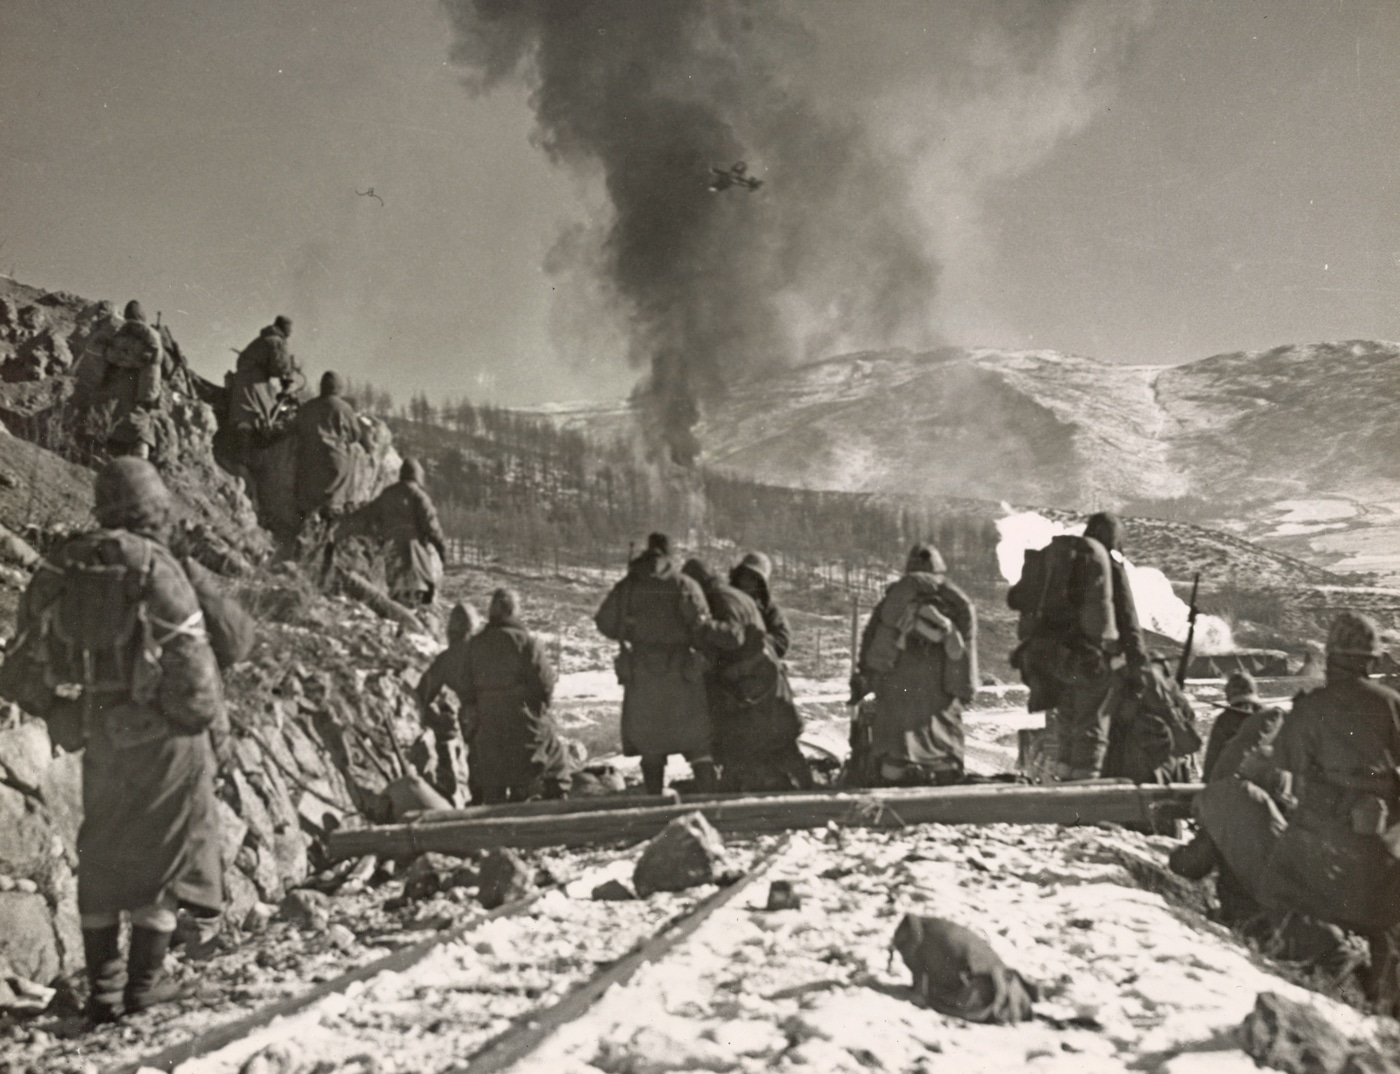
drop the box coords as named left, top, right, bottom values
left=1175, top=573, right=1201, bottom=687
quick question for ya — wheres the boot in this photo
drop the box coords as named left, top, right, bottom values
left=691, top=760, right=718, bottom=794
left=82, top=926, right=125, bottom=1025
left=124, top=926, right=180, bottom=1014
left=641, top=756, right=666, bottom=797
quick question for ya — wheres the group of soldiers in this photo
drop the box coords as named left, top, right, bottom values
left=5, top=358, right=1399, bottom=1023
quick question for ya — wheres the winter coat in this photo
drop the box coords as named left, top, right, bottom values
left=358, top=465, right=447, bottom=602
left=859, top=572, right=977, bottom=771
left=14, top=528, right=237, bottom=917
left=98, top=318, right=163, bottom=413
left=1256, top=667, right=1400, bottom=932
left=1198, top=705, right=1289, bottom=897
left=431, top=616, right=566, bottom=793
left=1106, top=555, right=1146, bottom=665
left=692, top=577, right=802, bottom=780
left=229, top=325, right=294, bottom=432
left=293, top=393, right=363, bottom=518
left=595, top=551, right=712, bottom=757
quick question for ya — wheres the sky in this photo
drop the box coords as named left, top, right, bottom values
left=2, top=1, right=1397, bottom=407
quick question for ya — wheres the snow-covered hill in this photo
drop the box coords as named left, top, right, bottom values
left=525, top=342, right=1400, bottom=580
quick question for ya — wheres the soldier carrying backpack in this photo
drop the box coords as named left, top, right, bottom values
left=0, top=459, right=252, bottom=1025
left=1008, top=512, right=1146, bottom=779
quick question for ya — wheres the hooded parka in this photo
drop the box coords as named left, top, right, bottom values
left=359, top=458, right=447, bottom=604
left=293, top=371, right=364, bottom=520
left=13, top=460, right=243, bottom=919
left=595, top=547, right=712, bottom=758
left=229, top=322, right=294, bottom=433
left=859, top=546, right=978, bottom=781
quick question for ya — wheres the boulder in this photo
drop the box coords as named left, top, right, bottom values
left=0, top=891, right=61, bottom=985
left=279, top=889, right=330, bottom=931
left=1240, top=992, right=1351, bottom=1074
left=478, top=848, right=534, bottom=910
left=633, top=812, right=735, bottom=897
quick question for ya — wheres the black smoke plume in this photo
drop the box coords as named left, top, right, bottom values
left=442, top=0, right=938, bottom=464
left=442, top=1, right=1152, bottom=464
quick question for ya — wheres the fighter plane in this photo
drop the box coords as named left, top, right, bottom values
left=708, top=161, right=763, bottom=193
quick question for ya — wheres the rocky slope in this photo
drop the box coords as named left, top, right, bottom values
left=528, top=341, right=1400, bottom=580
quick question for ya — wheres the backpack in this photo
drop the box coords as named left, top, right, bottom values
left=1008, top=534, right=1116, bottom=646
left=891, top=914, right=1039, bottom=1024
left=863, top=574, right=964, bottom=675
left=0, top=532, right=163, bottom=750
left=1106, top=660, right=1203, bottom=784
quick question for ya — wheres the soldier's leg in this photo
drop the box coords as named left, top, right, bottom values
left=125, top=897, right=180, bottom=1013
left=79, top=910, right=125, bottom=1024
left=1066, top=672, right=1115, bottom=779
left=640, top=755, right=667, bottom=796
left=685, top=751, right=718, bottom=794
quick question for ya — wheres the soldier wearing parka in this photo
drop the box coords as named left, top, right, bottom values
left=10, top=459, right=251, bottom=1023
left=416, top=601, right=484, bottom=801
left=854, top=544, right=978, bottom=786
left=228, top=315, right=296, bottom=454
left=293, top=370, right=366, bottom=525
left=87, top=300, right=163, bottom=435
left=1253, top=612, right=1400, bottom=1008
left=683, top=559, right=808, bottom=792
left=426, top=589, right=568, bottom=804
left=730, top=551, right=791, bottom=659
left=595, top=533, right=716, bottom=795
left=1064, top=511, right=1146, bottom=780
left=355, top=457, right=448, bottom=606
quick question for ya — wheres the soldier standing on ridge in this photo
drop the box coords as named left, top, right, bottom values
left=852, top=543, right=978, bottom=786
left=90, top=300, right=163, bottom=434
left=293, top=370, right=367, bottom=529
left=6, top=459, right=252, bottom=1024
left=228, top=315, right=296, bottom=468
left=595, top=533, right=718, bottom=795
left=353, top=458, right=448, bottom=606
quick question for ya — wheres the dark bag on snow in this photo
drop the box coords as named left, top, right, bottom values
left=891, top=913, right=1039, bottom=1024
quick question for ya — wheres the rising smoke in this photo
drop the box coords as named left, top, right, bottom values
left=442, top=0, right=1152, bottom=463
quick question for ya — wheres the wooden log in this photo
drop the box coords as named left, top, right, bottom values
left=336, top=565, right=424, bottom=633
left=328, top=782, right=1202, bottom=861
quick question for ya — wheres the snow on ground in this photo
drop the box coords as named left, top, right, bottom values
left=510, top=827, right=1392, bottom=1074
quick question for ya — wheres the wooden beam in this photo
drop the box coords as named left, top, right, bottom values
left=328, top=783, right=1202, bottom=860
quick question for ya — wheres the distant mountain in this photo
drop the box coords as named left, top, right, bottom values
left=523, top=342, right=1400, bottom=580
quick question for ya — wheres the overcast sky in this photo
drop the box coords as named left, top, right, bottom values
left=2, top=1, right=1397, bottom=406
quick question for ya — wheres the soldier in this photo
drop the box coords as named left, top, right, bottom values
left=89, top=300, right=163, bottom=435
left=8, top=459, right=249, bottom=1023
left=1170, top=672, right=1287, bottom=922
left=683, top=559, right=807, bottom=792
left=595, top=533, right=716, bottom=795
left=354, top=458, right=447, bottom=606
left=1065, top=511, right=1146, bottom=780
left=428, top=589, right=567, bottom=804
left=293, top=370, right=366, bottom=528
left=852, top=544, right=977, bottom=786
left=416, top=601, right=484, bottom=801
left=729, top=551, right=790, bottom=658
left=228, top=315, right=296, bottom=462
left=105, top=408, right=157, bottom=461
left=1256, top=612, right=1400, bottom=1010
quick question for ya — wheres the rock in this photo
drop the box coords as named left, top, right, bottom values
left=765, top=880, right=801, bottom=910
left=478, top=848, right=535, bottom=910
left=337, top=854, right=378, bottom=894
left=0, top=875, right=13, bottom=891
left=592, top=879, right=636, bottom=902
left=2, top=975, right=55, bottom=1012
left=279, top=889, right=330, bottom=931
left=1240, top=992, right=1351, bottom=1074
left=238, top=1041, right=302, bottom=1074
left=1343, top=1053, right=1400, bottom=1074
left=243, top=902, right=277, bottom=934
left=273, top=829, right=310, bottom=888
left=403, top=852, right=477, bottom=901
left=0, top=892, right=60, bottom=984
left=224, top=868, right=260, bottom=934
left=633, top=812, right=735, bottom=897
left=326, top=923, right=358, bottom=952
left=13, top=878, right=37, bottom=894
